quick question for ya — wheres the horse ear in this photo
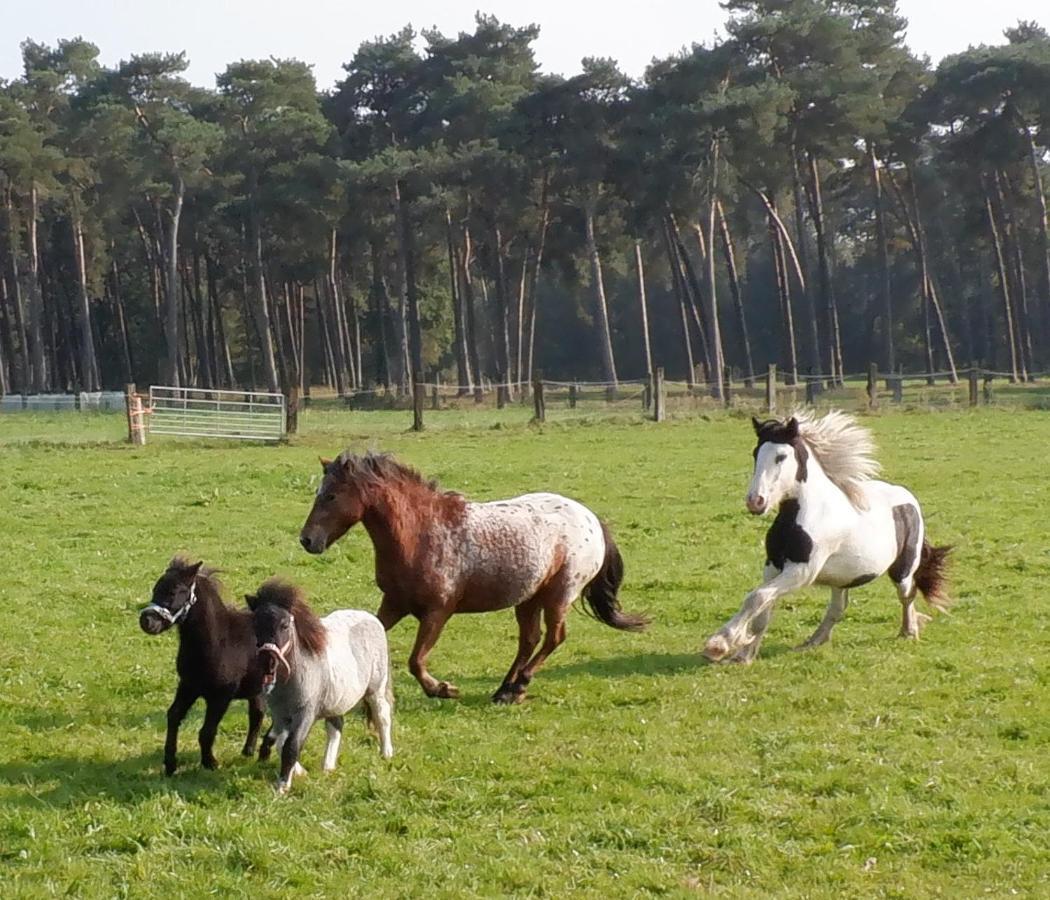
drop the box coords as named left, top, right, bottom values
left=319, top=457, right=333, bottom=470
left=785, top=417, right=799, bottom=439
left=183, top=560, right=203, bottom=581
left=244, top=593, right=258, bottom=610
left=751, top=416, right=763, bottom=435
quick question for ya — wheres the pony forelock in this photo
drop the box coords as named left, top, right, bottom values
left=254, top=578, right=327, bottom=656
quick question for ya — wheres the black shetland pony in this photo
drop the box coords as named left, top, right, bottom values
left=140, top=557, right=268, bottom=775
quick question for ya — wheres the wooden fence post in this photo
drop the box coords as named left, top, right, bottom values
left=867, top=362, right=879, bottom=410
left=805, top=375, right=816, bottom=405
left=968, top=367, right=979, bottom=407
left=723, top=365, right=732, bottom=408
left=652, top=367, right=665, bottom=422
left=532, top=371, right=545, bottom=423
left=983, top=373, right=993, bottom=405
left=285, top=386, right=300, bottom=435
left=643, top=374, right=652, bottom=411
left=431, top=372, right=440, bottom=411
left=569, top=382, right=578, bottom=409
left=496, top=371, right=507, bottom=409
left=124, top=383, right=138, bottom=444
left=766, top=364, right=776, bottom=414
left=412, top=378, right=425, bottom=431
left=892, top=366, right=903, bottom=404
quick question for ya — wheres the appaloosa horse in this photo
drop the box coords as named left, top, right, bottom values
left=703, top=410, right=952, bottom=663
left=140, top=558, right=268, bottom=775
left=248, top=579, right=394, bottom=794
left=299, top=451, right=648, bottom=703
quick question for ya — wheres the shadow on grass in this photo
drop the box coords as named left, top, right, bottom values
left=0, top=747, right=273, bottom=809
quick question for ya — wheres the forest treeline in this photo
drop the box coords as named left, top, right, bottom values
left=2, top=0, right=1050, bottom=400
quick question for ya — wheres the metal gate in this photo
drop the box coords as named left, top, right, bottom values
left=148, top=386, right=286, bottom=442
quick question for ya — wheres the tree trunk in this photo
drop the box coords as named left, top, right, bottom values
left=769, top=201, right=799, bottom=385
left=393, top=181, right=420, bottom=390
left=159, top=177, right=185, bottom=386
left=3, top=190, right=30, bottom=391
left=1025, top=126, right=1050, bottom=365
left=705, top=140, right=725, bottom=401
left=661, top=217, right=696, bottom=384
left=246, top=173, right=280, bottom=392
left=514, top=254, right=528, bottom=387
left=326, top=230, right=349, bottom=395
left=806, top=153, right=843, bottom=383
left=110, top=258, right=134, bottom=385
left=668, top=214, right=712, bottom=380
left=370, top=239, right=395, bottom=390
left=71, top=210, right=100, bottom=390
left=446, top=208, right=472, bottom=394
left=634, top=240, right=653, bottom=377
left=997, top=170, right=1035, bottom=378
left=983, top=174, right=1021, bottom=382
left=716, top=200, right=755, bottom=386
left=525, top=182, right=550, bottom=387
left=868, top=143, right=895, bottom=373
left=459, top=222, right=484, bottom=401
left=26, top=185, right=47, bottom=391
left=490, top=223, right=514, bottom=394
left=791, top=147, right=820, bottom=372
left=583, top=201, right=618, bottom=387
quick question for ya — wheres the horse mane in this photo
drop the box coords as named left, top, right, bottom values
left=793, top=409, right=880, bottom=508
left=336, top=450, right=466, bottom=516
left=254, top=578, right=327, bottom=656
left=167, top=555, right=223, bottom=600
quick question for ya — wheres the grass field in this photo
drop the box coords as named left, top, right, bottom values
left=0, top=405, right=1048, bottom=897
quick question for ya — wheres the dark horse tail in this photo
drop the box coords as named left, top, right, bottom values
left=914, top=540, right=952, bottom=612
left=580, top=522, right=650, bottom=632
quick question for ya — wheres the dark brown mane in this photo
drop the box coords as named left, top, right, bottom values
left=337, top=450, right=466, bottom=515
left=167, top=555, right=224, bottom=600
left=255, top=578, right=328, bottom=656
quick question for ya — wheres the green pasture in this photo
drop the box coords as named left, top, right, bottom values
left=0, top=406, right=1047, bottom=897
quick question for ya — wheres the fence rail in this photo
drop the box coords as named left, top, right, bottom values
left=148, top=386, right=286, bottom=442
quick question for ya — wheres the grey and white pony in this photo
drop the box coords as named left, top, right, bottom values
left=703, top=410, right=952, bottom=663
left=247, top=579, right=394, bottom=794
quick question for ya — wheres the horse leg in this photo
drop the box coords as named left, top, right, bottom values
left=508, top=602, right=568, bottom=703
left=322, top=716, right=343, bottom=772
left=364, top=682, right=395, bottom=759
left=408, top=610, right=458, bottom=698
left=492, top=600, right=543, bottom=704
left=164, top=681, right=198, bottom=776
left=897, top=581, right=931, bottom=639
left=198, top=694, right=233, bottom=770
left=277, top=717, right=314, bottom=795
left=797, top=588, right=849, bottom=650
left=258, top=727, right=278, bottom=762
left=376, top=594, right=408, bottom=631
left=703, top=557, right=827, bottom=663
left=728, top=564, right=779, bottom=663
left=242, top=694, right=266, bottom=756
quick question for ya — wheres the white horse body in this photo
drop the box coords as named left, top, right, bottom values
left=265, top=608, right=394, bottom=794
left=807, top=479, right=922, bottom=591
left=704, top=411, right=949, bottom=663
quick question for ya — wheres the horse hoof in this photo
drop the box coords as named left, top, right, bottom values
left=434, top=682, right=459, bottom=699
left=202, top=759, right=218, bottom=771
left=492, top=690, right=523, bottom=705
left=702, top=637, right=729, bottom=662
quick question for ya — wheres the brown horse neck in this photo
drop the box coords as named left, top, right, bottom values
left=359, top=480, right=462, bottom=572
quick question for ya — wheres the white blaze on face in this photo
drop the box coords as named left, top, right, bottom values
left=747, top=442, right=796, bottom=513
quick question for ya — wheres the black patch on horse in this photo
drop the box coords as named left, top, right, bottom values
left=765, top=499, right=814, bottom=570
left=888, top=504, right=920, bottom=582
left=845, top=573, right=877, bottom=588
left=752, top=417, right=809, bottom=482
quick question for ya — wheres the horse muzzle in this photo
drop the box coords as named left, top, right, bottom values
left=139, top=608, right=171, bottom=635
left=299, top=531, right=327, bottom=555
left=745, top=494, right=768, bottom=515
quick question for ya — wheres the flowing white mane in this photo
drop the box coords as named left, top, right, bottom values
left=794, top=409, right=880, bottom=508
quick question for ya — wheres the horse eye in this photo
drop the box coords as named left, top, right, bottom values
left=775, top=453, right=788, bottom=463
left=324, top=493, right=336, bottom=503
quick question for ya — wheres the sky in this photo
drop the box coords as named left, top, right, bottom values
left=1, top=0, right=1046, bottom=90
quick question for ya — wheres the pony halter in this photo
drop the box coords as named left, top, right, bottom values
left=259, top=637, right=293, bottom=681
left=143, top=580, right=199, bottom=626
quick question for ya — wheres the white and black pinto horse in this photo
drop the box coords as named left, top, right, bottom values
left=703, top=410, right=951, bottom=663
